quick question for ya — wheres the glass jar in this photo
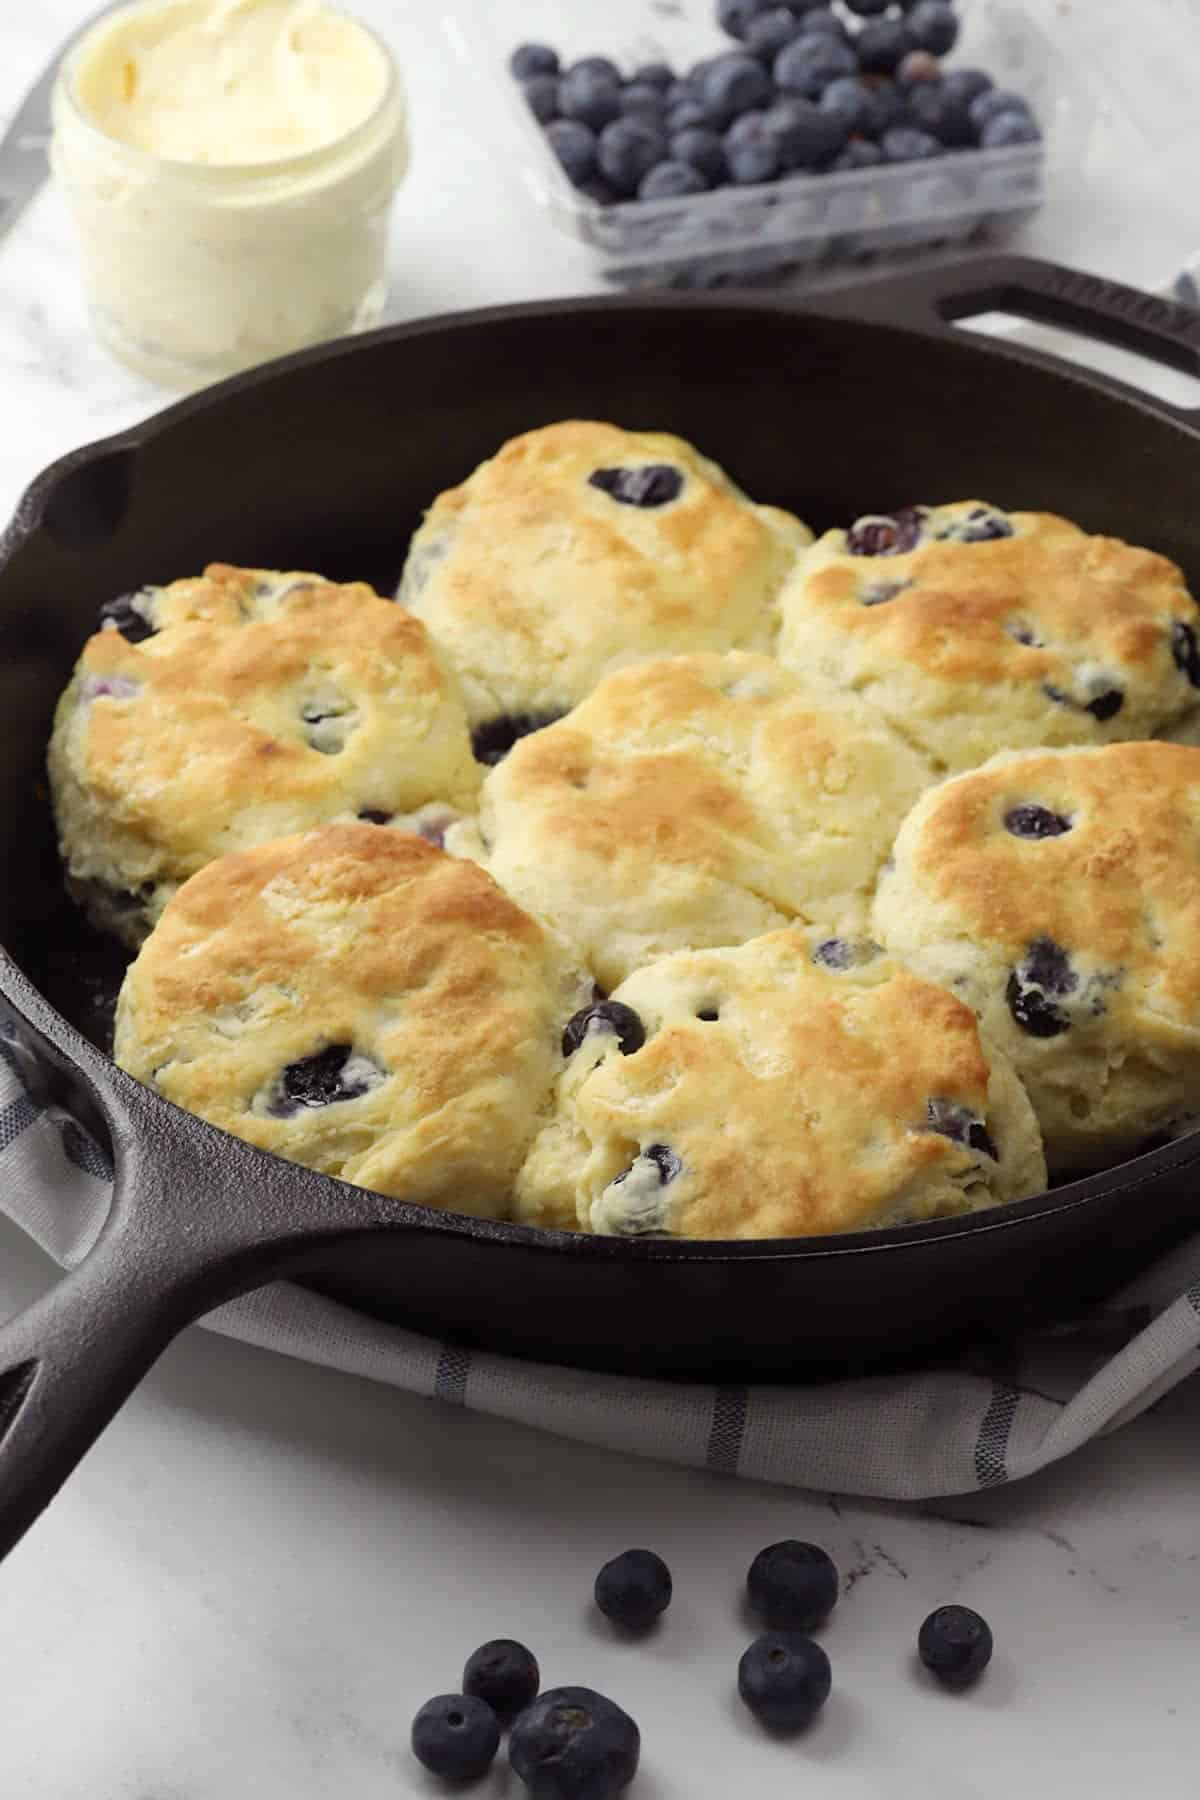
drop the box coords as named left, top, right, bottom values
left=51, top=6, right=408, bottom=391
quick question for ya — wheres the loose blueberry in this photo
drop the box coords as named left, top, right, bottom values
left=896, top=49, right=943, bottom=86
left=509, top=1688, right=640, bottom=1799
left=906, top=0, right=959, bottom=55
left=820, top=75, right=878, bottom=135
left=717, top=0, right=768, bottom=40
left=738, top=1634, right=832, bottom=1732
left=724, top=111, right=782, bottom=183
left=763, top=97, right=848, bottom=169
left=590, top=464, right=684, bottom=507
left=1006, top=938, right=1077, bottom=1039
left=1086, top=688, right=1124, bottom=722
left=774, top=34, right=858, bottom=99
left=99, top=589, right=158, bottom=643
left=269, top=1044, right=379, bottom=1116
left=510, top=43, right=560, bottom=81
left=670, top=126, right=728, bottom=184
left=926, top=1098, right=998, bottom=1161
left=619, top=83, right=668, bottom=123
left=832, top=138, right=884, bottom=169
left=641, top=158, right=710, bottom=200
left=633, top=62, right=675, bottom=91
left=745, top=5, right=805, bottom=63
left=747, top=1540, right=840, bottom=1630
left=595, top=1549, right=673, bottom=1631
left=411, top=1694, right=500, bottom=1783
left=667, top=98, right=718, bottom=135
left=845, top=506, right=926, bottom=555
left=856, top=17, right=915, bottom=75
left=472, top=712, right=562, bottom=766
left=598, top=118, right=669, bottom=196
left=981, top=110, right=1042, bottom=147
left=560, top=68, right=623, bottom=132
left=546, top=118, right=598, bottom=186
left=918, top=1605, right=994, bottom=1689
left=702, top=51, right=773, bottom=124
left=861, top=577, right=910, bottom=604
left=882, top=124, right=942, bottom=161
left=357, top=808, right=393, bottom=825
left=943, top=67, right=993, bottom=108
left=1005, top=804, right=1072, bottom=839
left=523, top=74, right=562, bottom=125
left=463, top=1640, right=541, bottom=1723
left=1173, top=620, right=1200, bottom=688
left=569, top=57, right=623, bottom=85
left=563, top=1001, right=646, bottom=1059
left=969, top=88, right=1034, bottom=130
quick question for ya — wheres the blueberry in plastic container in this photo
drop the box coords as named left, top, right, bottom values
left=546, top=119, right=598, bottom=186
left=717, top=0, right=768, bottom=39
left=896, top=48, right=942, bottom=86
left=702, top=51, right=773, bottom=124
left=509, top=1687, right=640, bottom=1800
left=671, top=126, right=728, bottom=184
left=578, top=176, right=619, bottom=206
left=666, top=78, right=696, bottom=107
left=969, top=87, right=1034, bottom=129
left=789, top=7, right=848, bottom=41
left=724, top=110, right=782, bottom=184
left=981, top=110, right=1042, bottom=147
left=745, top=5, right=805, bottom=63
left=774, top=35, right=858, bottom=100
left=864, top=80, right=915, bottom=135
left=820, top=75, right=878, bottom=136
left=570, top=56, right=623, bottom=85
left=522, top=74, right=561, bottom=125
left=906, top=0, right=960, bottom=55
left=620, top=83, right=668, bottom=123
left=640, top=159, right=710, bottom=200
left=833, top=137, right=884, bottom=169
left=560, top=67, right=623, bottom=131
left=765, top=98, right=849, bottom=169
left=882, top=124, right=942, bottom=161
left=856, top=17, right=915, bottom=75
left=667, top=99, right=717, bottom=135
left=411, top=1694, right=501, bottom=1783
left=943, top=67, right=993, bottom=107
left=908, top=82, right=977, bottom=147
left=510, top=43, right=560, bottom=80
left=634, top=62, right=675, bottom=91
left=738, top=1634, right=832, bottom=1732
left=843, top=0, right=891, bottom=11
left=598, top=118, right=669, bottom=196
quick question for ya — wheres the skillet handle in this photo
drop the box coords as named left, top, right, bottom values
left=809, top=253, right=1200, bottom=428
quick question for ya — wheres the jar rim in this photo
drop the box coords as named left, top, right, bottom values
left=55, top=0, right=402, bottom=185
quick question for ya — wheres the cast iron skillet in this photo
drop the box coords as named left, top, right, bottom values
left=2, top=254, right=1200, bottom=1559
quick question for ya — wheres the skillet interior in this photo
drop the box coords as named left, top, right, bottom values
left=3, top=291, right=1200, bottom=1378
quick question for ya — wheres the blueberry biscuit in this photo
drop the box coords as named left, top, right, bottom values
left=777, top=502, right=1200, bottom=772
left=115, top=825, right=590, bottom=1212
left=398, top=421, right=812, bottom=742
left=448, top=652, right=935, bottom=991
left=873, top=741, right=1200, bottom=1171
left=49, top=565, right=481, bottom=944
left=515, top=929, right=1046, bottom=1236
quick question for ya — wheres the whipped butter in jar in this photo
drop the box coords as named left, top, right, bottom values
left=52, top=0, right=408, bottom=388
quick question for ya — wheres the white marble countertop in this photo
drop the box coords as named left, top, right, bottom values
left=2, top=4, right=1200, bottom=1795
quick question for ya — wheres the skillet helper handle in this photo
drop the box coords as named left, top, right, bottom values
left=810, top=253, right=1200, bottom=428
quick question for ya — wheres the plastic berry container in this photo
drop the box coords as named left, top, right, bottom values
left=442, top=0, right=1088, bottom=288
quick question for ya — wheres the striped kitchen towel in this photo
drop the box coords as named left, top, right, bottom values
left=2, top=1033, right=1198, bottom=1501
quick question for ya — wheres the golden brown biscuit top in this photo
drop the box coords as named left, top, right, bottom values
left=890, top=741, right=1200, bottom=1026
left=790, top=506, right=1197, bottom=705
left=401, top=421, right=811, bottom=719
left=66, top=564, right=480, bottom=862
left=469, top=652, right=934, bottom=989
left=520, top=931, right=1043, bottom=1239
left=114, top=825, right=586, bottom=1210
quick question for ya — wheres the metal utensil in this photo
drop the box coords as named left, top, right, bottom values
left=0, top=5, right=113, bottom=244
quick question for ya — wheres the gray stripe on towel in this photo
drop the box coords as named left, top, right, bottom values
left=973, top=1380, right=1020, bottom=1487
left=434, top=1342, right=473, bottom=1407
left=0, top=1092, right=39, bottom=1155
left=706, top=1385, right=748, bottom=1475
